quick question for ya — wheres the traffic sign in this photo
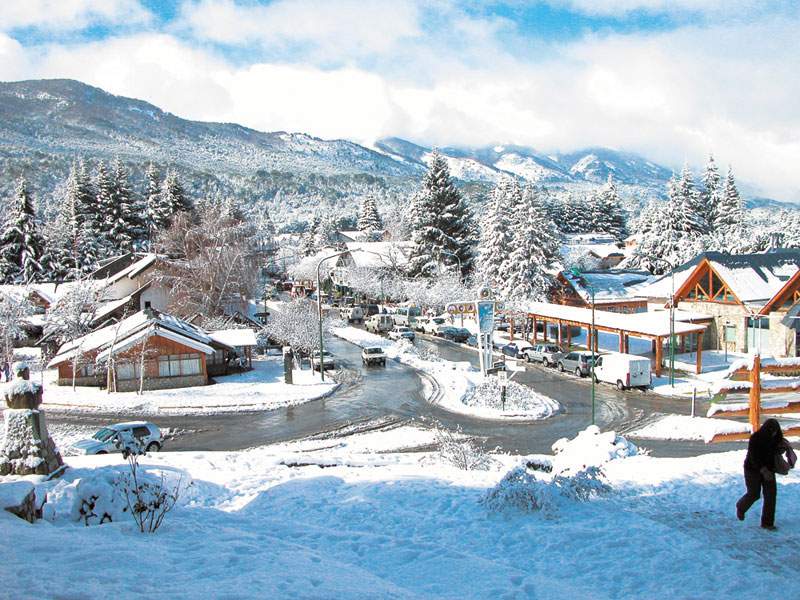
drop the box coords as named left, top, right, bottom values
left=446, top=302, right=476, bottom=315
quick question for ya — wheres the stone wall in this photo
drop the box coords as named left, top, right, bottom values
left=114, top=374, right=207, bottom=393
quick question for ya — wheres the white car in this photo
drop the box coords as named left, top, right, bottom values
left=362, top=346, right=387, bottom=366
left=423, top=317, right=448, bottom=335
left=73, top=422, right=163, bottom=455
left=310, top=351, right=336, bottom=371
left=388, top=326, right=415, bottom=341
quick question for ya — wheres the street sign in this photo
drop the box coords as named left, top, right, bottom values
left=477, top=301, right=494, bottom=334
left=447, top=302, right=476, bottom=315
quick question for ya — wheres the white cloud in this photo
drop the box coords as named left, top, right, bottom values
left=0, top=0, right=152, bottom=32
left=178, top=0, right=421, bottom=59
left=554, top=0, right=767, bottom=17
left=2, top=8, right=799, bottom=201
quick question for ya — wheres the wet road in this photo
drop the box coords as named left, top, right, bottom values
left=48, top=334, right=746, bottom=457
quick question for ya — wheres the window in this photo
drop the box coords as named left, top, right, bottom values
left=132, top=426, right=150, bottom=438
left=77, top=364, right=95, bottom=378
left=746, top=317, right=770, bottom=330
left=144, top=301, right=152, bottom=309
left=158, top=353, right=202, bottom=377
left=115, top=362, right=141, bottom=380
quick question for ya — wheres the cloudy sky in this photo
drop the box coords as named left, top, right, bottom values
left=1, top=0, right=798, bottom=200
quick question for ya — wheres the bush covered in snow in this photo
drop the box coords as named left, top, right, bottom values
left=462, top=377, right=558, bottom=418
left=550, top=426, right=640, bottom=474
left=432, top=425, right=495, bottom=471
left=481, top=465, right=610, bottom=515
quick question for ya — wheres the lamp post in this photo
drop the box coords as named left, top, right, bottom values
left=645, top=256, right=676, bottom=387
left=571, top=267, right=596, bottom=425
left=316, top=249, right=354, bottom=381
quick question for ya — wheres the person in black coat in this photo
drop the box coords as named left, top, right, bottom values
left=736, top=419, right=787, bottom=530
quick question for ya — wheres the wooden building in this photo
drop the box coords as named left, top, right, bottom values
left=550, top=270, right=653, bottom=313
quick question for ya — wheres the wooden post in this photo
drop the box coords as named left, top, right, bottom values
left=618, top=332, right=625, bottom=352
left=543, top=321, right=548, bottom=342
left=566, top=325, right=572, bottom=348
left=557, top=320, right=563, bottom=346
left=509, top=319, right=515, bottom=342
left=623, top=334, right=629, bottom=354
left=749, top=354, right=761, bottom=433
left=532, top=317, right=538, bottom=343
left=655, top=336, right=663, bottom=377
left=586, top=327, right=591, bottom=351
left=695, top=331, right=703, bottom=374
left=594, top=330, right=599, bottom=352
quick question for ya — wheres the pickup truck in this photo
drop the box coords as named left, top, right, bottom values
left=525, top=343, right=564, bottom=367
left=361, top=346, right=387, bottom=367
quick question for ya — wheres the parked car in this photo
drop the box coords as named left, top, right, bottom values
left=526, top=344, right=564, bottom=367
left=393, top=306, right=422, bottom=327
left=361, top=346, right=387, bottom=367
left=558, top=351, right=596, bottom=377
left=365, top=314, right=395, bottom=334
left=341, top=306, right=364, bottom=323
left=466, top=334, right=479, bottom=348
left=439, top=326, right=470, bottom=343
left=422, top=317, right=448, bottom=335
left=73, top=422, right=163, bottom=455
left=593, top=353, right=651, bottom=390
left=388, top=326, right=415, bottom=341
left=362, top=304, right=380, bottom=317
left=311, top=351, right=336, bottom=371
left=500, top=341, right=534, bottom=358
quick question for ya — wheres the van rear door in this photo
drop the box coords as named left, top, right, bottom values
left=629, top=360, right=650, bottom=386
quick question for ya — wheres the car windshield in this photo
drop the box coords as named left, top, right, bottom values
left=365, top=348, right=382, bottom=354
left=92, top=427, right=117, bottom=442
left=432, top=318, right=445, bottom=324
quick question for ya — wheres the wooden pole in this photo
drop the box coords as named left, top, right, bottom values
left=557, top=320, right=563, bottom=346
left=543, top=321, right=548, bottom=342
left=566, top=325, right=572, bottom=348
left=695, top=331, right=703, bottom=374
left=532, top=317, right=538, bottom=343
left=655, top=337, right=663, bottom=377
left=618, top=331, right=625, bottom=352
left=749, top=354, right=761, bottom=433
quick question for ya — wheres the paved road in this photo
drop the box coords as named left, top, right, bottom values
left=48, top=333, right=745, bottom=457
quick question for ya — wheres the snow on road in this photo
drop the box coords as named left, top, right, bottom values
left=2, top=426, right=798, bottom=599
left=23, top=357, right=337, bottom=415
left=333, top=326, right=559, bottom=421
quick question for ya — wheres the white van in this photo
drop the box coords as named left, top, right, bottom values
left=365, top=314, right=394, bottom=334
left=341, top=306, right=364, bottom=324
left=593, top=353, right=651, bottom=390
left=393, top=306, right=422, bottom=327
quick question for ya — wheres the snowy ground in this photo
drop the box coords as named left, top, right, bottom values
left=20, top=357, right=338, bottom=415
left=333, top=326, right=559, bottom=421
left=627, top=414, right=751, bottom=443
left=2, top=426, right=800, bottom=599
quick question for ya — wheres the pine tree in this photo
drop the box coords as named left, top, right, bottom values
left=301, top=217, right=319, bottom=257
left=478, top=180, right=517, bottom=294
left=161, top=169, right=192, bottom=218
left=314, top=213, right=338, bottom=249
left=0, top=178, right=47, bottom=283
left=505, top=185, right=559, bottom=302
left=596, top=175, right=627, bottom=241
left=407, top=151, right=476, bottom=278
left=357, top=194, right=383, bottom=239
left=108, top=158, right=138, bottom=252
left=144, top=163, right=167, bottom=242
left=94, top=160, right=115, bottom=257
left=68, top=159, right=102, bottom=274
left=674, top=165, right=707, bottom=234
left=714, top=167, right=744, bottom=232
left=701, top=155, right=722, bottom=230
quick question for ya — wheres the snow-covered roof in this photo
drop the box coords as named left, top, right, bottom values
left=337, top=230, right=370, bottom=242
left=47, top=310, right=222, bottom=367
left=560, top=241, right=624, bottom=261
left=522, top=302, right=708, bottom=338
left=561, top=270, right=654, bottom=304
left=209, top=329, right=258, bottom=348
left=94, top=253, right=158, bottom=285
left=342, top=241, right=412, bottom=269
left=639, top=250, right=800, bottom=308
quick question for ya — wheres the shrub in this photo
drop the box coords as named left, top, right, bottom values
left=433, top=424, right=495, bottom=471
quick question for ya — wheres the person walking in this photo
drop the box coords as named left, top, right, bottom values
left=2, top=361, right=9, bottom=382
left=736, top=419, right=795, bottom=530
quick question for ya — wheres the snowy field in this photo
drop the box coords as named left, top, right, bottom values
left=2, top=425, right=799, bottom=599
left=333, top=326, right=559, bottom=421
left=20, top=357, right=337, bottom=415
left=628, top=414, right=751, bottom=442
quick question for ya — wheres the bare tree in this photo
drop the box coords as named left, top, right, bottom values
left=265, top=298, right=335, bottom=364
left=153, top=205, right=259, bottom=318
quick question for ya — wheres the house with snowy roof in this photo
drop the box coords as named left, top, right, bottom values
left=561, top=233, right=625, bottom=269
left=551, top=269, right=654, bottom=313
left=47, top=309, right=237, bottom=392
left=639, top=249, right=800, bottom=357
left=90, top=252, right=169, bottom=318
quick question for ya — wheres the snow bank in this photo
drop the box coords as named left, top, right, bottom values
left=551, top=426, right=639, bottom=473
left=629, top=415, right=750, bottom=443
left=30, top=357, right=337, bottom=415
left=333, top=326, right=559, bottom=421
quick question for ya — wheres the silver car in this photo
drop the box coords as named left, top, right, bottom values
left=73, top=422, right=163, bottom=455
left=526, top=344, right=564, bottom=367
left=557, top=351, right=596, bottom=378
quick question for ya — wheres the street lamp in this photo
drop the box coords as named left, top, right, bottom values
left=644, top=256, right=676, bottom=387
left=571, top=267, right=596, bottom=426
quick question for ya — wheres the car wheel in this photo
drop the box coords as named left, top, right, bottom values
left=558, top=363, right=564, bottom=372
left=542, top=358, right=549, bottom=367
left=146, top=442, right=161, bottom=452
left=616, top=380, right=626, bottom=391
left=96, top=450, right=108, bottom=455
left=575, top=367, right=583, bottom=378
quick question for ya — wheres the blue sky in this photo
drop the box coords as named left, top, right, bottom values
left=1, top=1, right=799, bottom=200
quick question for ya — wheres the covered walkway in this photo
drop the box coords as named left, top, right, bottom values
left=512, top=302, right=709, bottom=376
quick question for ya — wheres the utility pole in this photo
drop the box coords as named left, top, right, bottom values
left=571, top=267, right=596, bottom=425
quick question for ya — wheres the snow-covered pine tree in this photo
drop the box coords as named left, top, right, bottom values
left=714, top=167, right=744, bottom=232
left=314, top=213, right=338, bottom=250
left=109, top=158, right=138, bottom=252
left=505, top=185, right=559, bottom=302
left=0, top=178, right=47, bottom=283
left=73, top=160, right=103, bottom=274
left=357, top=194, right=383, bottom=239
left=674, top=164, right=708, bottom=235
left=144, top=163, right=167, bottom=243
left=597, top=174, right=627, bottom=241
left=160, top=169, right=192, bottom=225
left=478, top=179, right=517, bottom=295
left=406, top=151, right=476, bottom=278
left=94, top=160, right=116, bottom=257
left=700, top=155, right=722, bottom=230
left=301, top=217, right=319, bottom=257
